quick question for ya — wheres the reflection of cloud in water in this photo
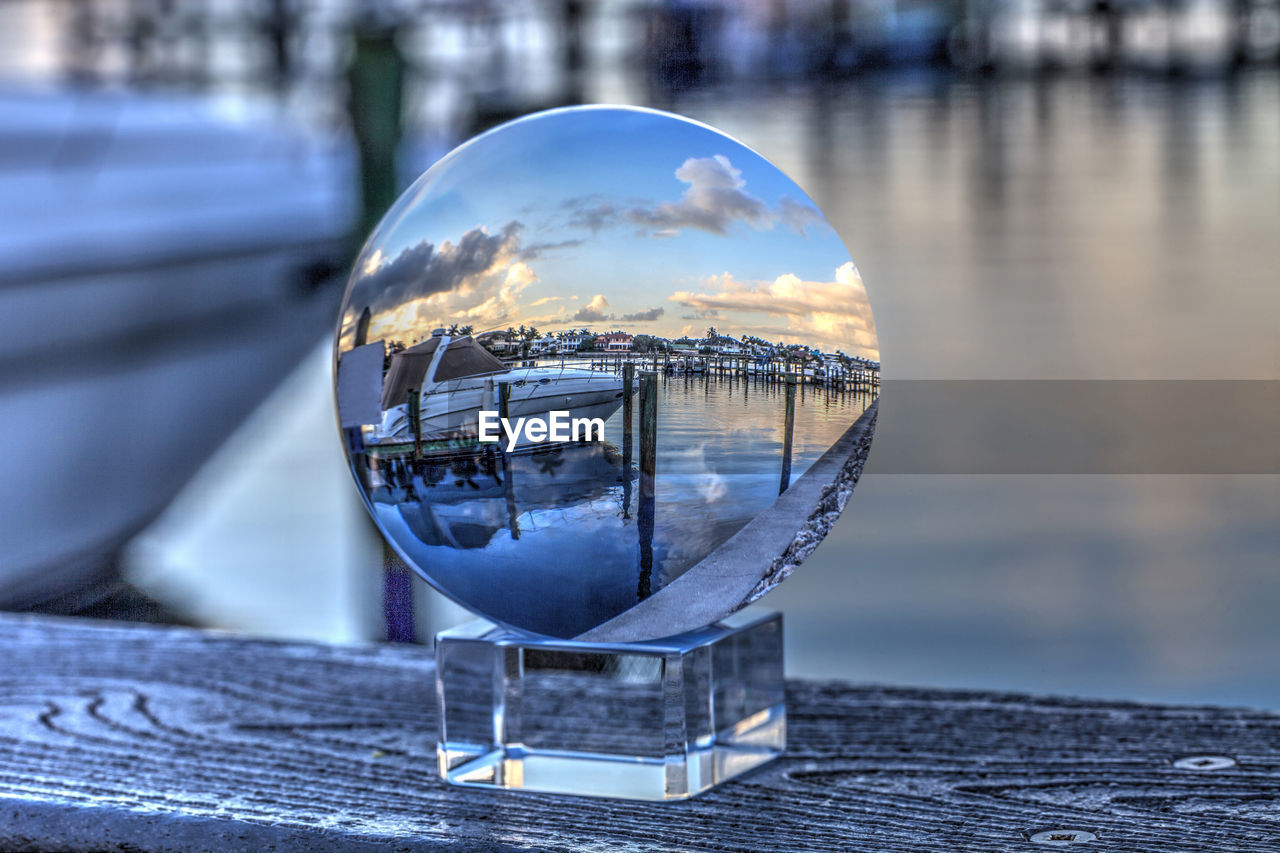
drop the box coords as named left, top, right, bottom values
left=662, top=442, right=727, bottom=503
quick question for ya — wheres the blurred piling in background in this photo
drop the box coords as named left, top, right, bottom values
left=348, top=14, right=406, bottom=247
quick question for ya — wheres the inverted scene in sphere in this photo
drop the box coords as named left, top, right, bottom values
left=335, top=106, right=879, bottom=639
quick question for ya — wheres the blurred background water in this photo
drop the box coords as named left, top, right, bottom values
left=1, top=0, right=1276, bottom=707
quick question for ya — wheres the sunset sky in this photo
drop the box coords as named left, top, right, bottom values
left=341, top=106, right=878, bottom=359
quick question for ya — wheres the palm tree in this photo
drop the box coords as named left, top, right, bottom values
left=517, top=325, right=540, bottom=358
left=459, top=325, right=474, bottom=336
left=705, top=325, right=718, bottom=341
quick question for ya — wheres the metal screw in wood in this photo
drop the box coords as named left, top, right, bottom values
left=1173, top=754, right=1237, bottom=771
left=1029, top=829, right=1098, bottom=845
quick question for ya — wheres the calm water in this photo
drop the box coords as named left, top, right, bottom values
left=120, top=69, right=1280, bottom=707
left=659, top=74, right=1280, bottom=708
left=368, top=372, right=873, bottom=636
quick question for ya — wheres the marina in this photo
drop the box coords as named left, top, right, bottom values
left=358, top=363, right=876, bottom=637
left=1, top=2, right=1278, bottom=845
left=2, top=0, right=1272, bottom=707
left=577, top=351, right=879, bottom=393
left=328, top=97, right=883, bottom=643
left=362, top=340, right=879, bottom=453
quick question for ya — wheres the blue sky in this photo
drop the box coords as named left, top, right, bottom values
left=343, top=106, right=878, bottom=358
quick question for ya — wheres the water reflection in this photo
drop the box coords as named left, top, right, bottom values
left=360, top=371, right=873, bottom=637
left=664, top=73, right=1280, bottom=707
left=674, top=73, right=1279, bottom=381
left=331, top=104, right=881, bottom=638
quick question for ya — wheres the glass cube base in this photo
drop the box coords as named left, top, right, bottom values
left=435, top=607, right=785, bottom=801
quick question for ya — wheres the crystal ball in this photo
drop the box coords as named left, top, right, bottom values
left=334, top=106, right=878, bottom=641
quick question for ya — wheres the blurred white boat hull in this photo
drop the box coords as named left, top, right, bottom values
left=0, top=90, right=355, bottom=609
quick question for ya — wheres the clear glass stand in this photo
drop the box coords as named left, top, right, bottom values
left=435, top=607, right=785, bottom=801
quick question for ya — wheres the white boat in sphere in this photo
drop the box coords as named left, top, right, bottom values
left=370, top=332, right=627, bottom=449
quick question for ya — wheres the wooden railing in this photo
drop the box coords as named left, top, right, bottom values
left=1, top=610, right=1274, bottom=850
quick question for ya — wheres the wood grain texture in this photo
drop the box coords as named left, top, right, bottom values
left=1, top=613, right=1278, bottom=852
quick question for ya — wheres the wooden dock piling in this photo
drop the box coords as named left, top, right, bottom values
left=498, top=382, right=519, bottom=539
left=622, top=362, right=635, bottom=516
left=407, top=387, right=422, bottom=460
left=779, top=372, right=796, bottom=494
left=498, top=381, right=511, bottom=427
left=637, top=371, right=658, bottom=600
left=622, top=363, right=635, bottom=440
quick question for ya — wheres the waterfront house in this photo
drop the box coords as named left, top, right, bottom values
left=556, top=329, right=594, bottom=352
left=476, top=330, right=516, bottom=354
left=529, top=333, right=560, bottom=355
left=700, top=335, right=744, bottom=355
left=596, top=331, right=634, bottom=351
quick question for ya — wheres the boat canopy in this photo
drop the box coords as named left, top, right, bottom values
left=380, top=335, right=508, bottom=409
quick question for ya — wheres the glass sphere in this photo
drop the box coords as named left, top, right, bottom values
left=334, top=106, right=878, bottom=640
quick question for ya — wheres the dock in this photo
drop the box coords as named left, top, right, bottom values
left=573, top=352, right=880, bottom=394
left=1, top=611, right=1274, bottom=851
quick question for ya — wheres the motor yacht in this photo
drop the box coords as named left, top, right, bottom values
left=370, top=331, right=627, bottom=449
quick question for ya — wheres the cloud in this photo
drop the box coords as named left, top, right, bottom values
left=350, top=222, right=522, bottom=315
left=777, top=196, right=827, bottom=234
left=669, top=261, right=878, bottom=357
left=573, top=294, right=612, bottom=322
left=519, top=238, right=585, bottom=259
left=620, top=307, right=665, bottom=322
left=625, top=155, right=770, bottom=236
left=450, top=260, right=540, bottom=324
left=562, top=155, right=829, bottom=239
left=346, top=221, right=562, bottom=346
left=567, top=202, right=620, bottom=233
left=569, top=297, right=663, bottom=324
left=360, top=248, right=385, bottom=276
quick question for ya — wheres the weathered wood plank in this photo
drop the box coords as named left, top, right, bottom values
left=1, top=613, right=1277, bottom=852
